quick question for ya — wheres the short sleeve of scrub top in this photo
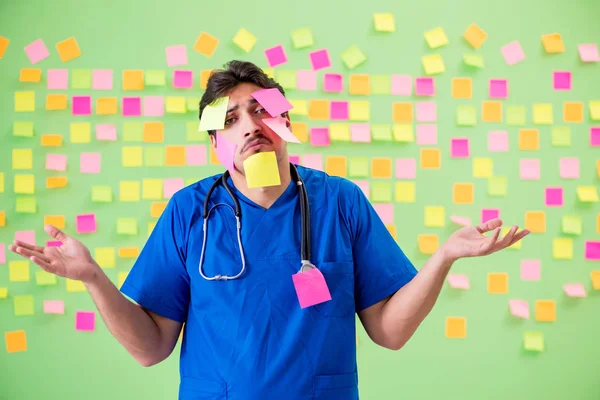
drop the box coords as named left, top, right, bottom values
left=120, top=193, right=190, bottom=323
left=342, top=180, right=418, bottom=312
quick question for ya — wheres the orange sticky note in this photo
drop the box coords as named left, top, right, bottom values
left=0, top=36, right=9, bottom=58
left=200, top=70, right=213, bottom=89
left=150, top=202, right=167, bottom=218
left=122, top=70, right=144, bottom=91
left=445, top=317, right=466, bottom=339
left=349, top=74, right=371, bottom=95
left=392, top=102, right=413, bottom=123
left=420, top=148, right=441, bottom=169
left=535, top=300, right=556, bottom=322
left=525, top=211, right=546, bottom=233
left=0, top=211, right=6, bottom=226
left=541, top=33, right=565, bottom=53
left=487, top=272, right=508, bottom=294
left=46, top=94, right=68, bottom=110
left=452, top=78, right=472, bottom=99
left=119, top=247, right=140, bottom=258
left=209, top=146, right=219, bottom=165
left=165, top=146, right=186, bottom=166
left=5, top=330, right=27, bottom=353
left=325, top=156, right=347, bottom=177
left=371, top=158, right=392, bottom=178
left=291, top=122, right=308, bottom=142
left=463, top=23, right=487, bottom=49
left=563, top=102, right=583, bottom=123
left=20, top=68, right=42, bottom=82
left=519, top=129, right=539, bottom=150
left=44, top=215, right=65, bottom=229
left=308, top=100, right=329, bottom=120
left=453, top=183, right=474, bottom=204
left=194, top=32, right=219, bottom=57
left=591, top=271, right=600, bottom=290
left=46, top=176, right=68, bottom=189
left=41, top=134, right=63, bottom=147
left=418, top=234, right=439, bottom=254
left=56, top=37, right=81, bottom=62
left=482, top=101, right=502, bottom=123
left=143, top=122, right=164, bottom=143
left=97, top=97, right=118, bottom=115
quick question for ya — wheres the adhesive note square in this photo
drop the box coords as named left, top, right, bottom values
left=451, top=138, right=469, bottom=158
left=14, top=174, right=35, bottom=194
left=71, top=69, right=92, bottom=89
left=5, top=330, right=27, bottom=353
left=24, top=39, right=49, bottom=64
left=291, top=28, right=314, bottom=49
left=265, top=45, right=288, bottom=68
left=165, top=44, right=187, bottom=66
left=186, top=145, right=207, bottom=166
left=76, top=213, right=97, bottom=234
left=418, top=234, right=438, bottom=254
left=15, top=231, right=35, bottom=246
left=488, top=176, right=507, bottom=196
left=44, top=300, right=64, bottom=314
left=481, top=208, right=499, bottom=223
left=545, top=187, right=564, bottom=207
left=199, top=97, right=229, bottom=131
left=553, top=238, right=573, bottom=259
left=416, top=102, right=436, bottom=122
left=13, top=149, right=33, bottom=170
left=351, top=124, right=372, bottom=143
left=214, top=133, right=237, bottom=172
left=96, top=97, right=117, bottom=115
left=47, top=69, right=68, bottom=89
left=263, top=117, right=300, bottom=143
left=463, top=53, right=484, bottom=68
left=472, top=157, right=493, bottom=178
left=370, top=75, right=390, bottom=95
left=341, top=45, right=366, bottom=69
left=243, top=151, right=281, bottom=188
left=420, top=148, right=441, bottom=169
left=453, top=183, right=474, bottom=204
left=509, top=299, right=529, bottom=319
left=591, top=101, right=600, bottom=121
left=173, top=70, right=193, bottom=89
left=56, top=37, right=81, bottom=62
left=424, top=206, right=445, bottom=227
left=416, top=125, right=437, bottom=145
left=122, top=97, right=141, bottom=117
left=232, top=29, right=256, bottom=53
left=463, top=23, right=487, bottom=49
left=373, top=13, right=395, bottom=32
left=415, top=77, right=435, bottom=96
left=585, top=241, right=600, bottom=260
left=0, top=244, right=5, bottom=264
left=394, top=181, right=415, bottom=203
left=425, top=27, right=449, bottom=48
left=309, top=49, right=331, bottom=70
left=46, top=94, right=67, bottom=110
left=577, top=186, right=599, bottom=202
left=489, top=79, right=508, bottom=98
left=393, top=103, right=413, bottom=123
left=533, top=104, right=553, bottom=124
left=501, top=41, right=525, bottom=65
left=72, top=96, right=91, bottom=115
left=90, top=186, right=112, bottom=202
left=276, top=70, right=297, bottom=90
left=542, top=33, right=565, bottom=53
left=0, top=36, right=9, bottom=59
left=91, top=69, right=113, bottom=90
left=122, top=147, right=143, bottom=167
left=524, top=332, right=544, bottom=352
left=349, top=157, right=369, bottom=177
left=578, top=44, right=600, bottom=62
left=422, top=54, right=445, bottom=75
left=391, top=75, right=411, bottom=95
left=95, top=248, right=116, bottom=268
left=301, top=154, right=323, bottom=171
left=445, top=317, right=466, bottom=339
left=117, top=218, right=138, bottom=235
left=553, top=71, right=571, bottom=90
left=20, top=68, right=41, bottom=82
left=371, top=182, right=392, bottom=202
left=252, top=88, right=293, bottom=117
left=323, top=73, right=343, bottom=92
left=75, top=311, right=96, bottom=332
left=15, top=91, right=35, bottom=112
left=80, top=153, right=101, bottom=174
left=371, top=158, right=392, bottom=178
left=564, top=283, right=586, bottom=298
left=593, top=271, right=600, bottom=289
left=325, top=156, right=347, bottom=177
left=520, top=159, right=540, bottom=180
left=507, top=105, right=526, bottom=126
left=296, top=70, right=317, bottom=90
left=373, top=203, right=394, bottom=224
left=521, top=260, right=541, bottom=281
left=194, top=32, right=219, bottom=57
left=452, top=78, right=472, bottom=99
left=292, top=267, right=332, bottom=308
left=310, top=127, right=330, bottom=146
left=166, top=97, right=186, bottom=114
left=447, top=274, right=470, bottom=289
left=330, top=101, right=349, bottom=120
left=36, top=270, right=57, bottom=286
left=559, top=158, right=579, bottom=179
left=396, top=158, right=416, bottom=179
left=96, top=124, right=117, bottom=141
left=349, top=101, right=369, bottom=121
left=9, top=261, right=30, bottom=282
left=488, top=272, right=508, bottom=294
left=535, top=300, right=556, bottom=322
left=146, top=70, right=166, bottom=86
left=488, top=131, right=509, bottom=152
left=590, top=127, right=600, bottom=147
left=457, top=105, right=476, bottom=126
left=16, top=197, right=37, bottom=213
left=14, top=295, right=34, bottom=316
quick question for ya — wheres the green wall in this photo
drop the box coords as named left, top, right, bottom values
left=1, top=0, right=599, bottom=398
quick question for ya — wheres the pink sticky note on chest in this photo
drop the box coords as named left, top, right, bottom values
left=292, top=268, right=332, bottom=308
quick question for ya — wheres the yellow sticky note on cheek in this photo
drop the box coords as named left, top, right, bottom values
left=243, top=151, right=281, bottom=189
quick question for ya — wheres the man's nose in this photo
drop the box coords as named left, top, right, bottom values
left=242, top=116, right=262, bottom=138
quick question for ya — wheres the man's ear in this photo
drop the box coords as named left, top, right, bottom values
left=209, top=133, right=216, bottom=147
left=281, top=112, right=291, bottom=128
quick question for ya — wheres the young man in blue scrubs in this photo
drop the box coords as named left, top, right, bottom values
left=9, top=60, right=529, bottom=400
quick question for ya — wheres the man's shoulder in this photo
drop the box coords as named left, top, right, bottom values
left=297, top=165, right=358, bottom=198
left=170, top=173, right=221, bottom=205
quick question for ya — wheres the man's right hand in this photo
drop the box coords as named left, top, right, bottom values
left=9, top=224, right=101, bottom=284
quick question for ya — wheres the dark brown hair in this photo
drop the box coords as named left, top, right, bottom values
left=199, top=60, right=285, bottom=136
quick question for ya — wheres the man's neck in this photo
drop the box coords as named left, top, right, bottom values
left=230, top=158, right=292, bottom=210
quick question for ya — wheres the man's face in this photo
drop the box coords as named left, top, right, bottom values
left=210, top=82, right=289, bottom=174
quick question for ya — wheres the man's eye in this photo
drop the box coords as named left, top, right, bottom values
left=255, top=108, right=266, bottom=114
left=224, top=118, right=236, bottom=126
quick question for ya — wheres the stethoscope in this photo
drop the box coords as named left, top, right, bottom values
left=198, top=163, right=315, bottom=281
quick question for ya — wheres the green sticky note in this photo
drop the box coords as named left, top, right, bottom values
left=36, top=270, right=57, bottom=286
left=187, top=97, right=200, bottom=112
left=488, top=176, right=507, bottom=196
left=187, top=121, right=207, bottom=142
left=371, top=75, right=391, bottom=95
left=199, top=96, right=228, bottom=131
left=291, top=28, right=314, bottom=49
left=13, top=122, right=34, bottom=137
left=457, top=105, right=477, bottom=126
left=349, top=157, right=370, bottom=178
left=341, top=45, right=367, bottom=69
left=276, top=70, right=297, bottom=90
left=117, top=218, right=138, bottom=235
left=144, top=147, right=165, bottom=167
left=71, top=69, right=92, bottom=89
left=561, top=215, right=582, bottom=235
left=372, top=124, right=393, bottom=141
left=14, top=295, right=34, bottom=316
left=329, top=123, right=351, bottom=141
left=551, top=126, right=571, bottom=147
left=463, top=53, right=484, bottom=68
left=123, top=122, right=143, bottom=142
left=506, top=105, right=526, bottom=126
left=371, top=181, right=392, bottom=203
left=524, top=332, right=544, bottom=352
left=16, top=197, right=36, bottom=213
left=91, top=186, right=113, bottom=202
left=146, top=70, right=166, bottom=86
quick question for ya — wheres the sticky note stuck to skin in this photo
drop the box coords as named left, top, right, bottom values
left=292, top=267, right=332, bottom=308
left=263, top=117, right=301, bottom=143
left=243, top=151, right=281, bottom=188
left=214, top=133, right=237, bottom=173
left=199, top=96, right=229, bottom=131
left=251, top=88, right=293, bottom=117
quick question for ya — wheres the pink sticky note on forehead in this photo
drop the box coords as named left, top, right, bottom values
left=46, top=154, right=67, bottom=171
left=292, top=268, right=332, bottom=308
left=447, top=274, right=470, bottom=289
left=489, top=79, right=508, bottom=98
left=265, top=45, right=288, bottom=67
left=481, top=208, right=499, bottom=223
left=263, top=117, right=301, bottom=143
left=15, top=231, right=35, bottom=245
left=521, top=260, right=541, bottom=281
left=165, top=45, right=187, bottom=67
left=553, top=71, right=572, bottom=91
left=251, top=88, right=293, bottom=117
left=215, top=133, right=237, bottom=173
left=72, top=96, right=92, bottom=115
left=391, top=75, right=412, bottom=95
left=323, top=73, right=343, bottom=92
left=509, top=299, right=530, bottom=319
left=186, top=145, right=207, bottom=166
left=591, top=127, right=600, bottom=147
left=296, top=70, right=317, bottom=91
left=415, top=77, right=435, bottom=96
left=76, top=214, right=97, bottom=233
left=122, top=97, right=141, bottom=117
left=450, top=137, right=469, bottom=158
left=301, top=154, right=323, bottom=171
left=350, top=124, right=371, bottom=143
left=163, top=178, right=185, bottom=199
left=373, top=203, right=394, bottom=224
left=310, top=127, right=330, bottom=147
left=144, top=96, right=165, bottom=117
left=501, top=41, right=525, bottom=65
left=396, top=158, right=416, bottom=179
left=47, top=69, right=68, bottom=89
left=75, top=311, right=96, bottom=331
left=24, top=39, right=50, bottom=64
left=173, top=70, right=193, bottom=89
left=416, top=102, right=437, bottom=122
left=585, top=241, right=600, bottom=260
left=578, top=44, right=600, bottom=62
left=545, top=187, right=563, bottom=207
left=309, top=49, right=331, bottom=70
left=44, top=300, right=65, bottom=314
left=330, top=101, right=349, bottom=120
left=92, top=70, right=113, bottom=90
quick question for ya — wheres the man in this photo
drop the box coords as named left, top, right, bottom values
left=9, top=60, right=529, bottom=400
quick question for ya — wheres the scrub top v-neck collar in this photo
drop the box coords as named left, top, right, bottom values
left=225, top=169, right=299, bottom=212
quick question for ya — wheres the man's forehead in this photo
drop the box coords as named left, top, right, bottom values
left=226, top=97, right=258, bottom=113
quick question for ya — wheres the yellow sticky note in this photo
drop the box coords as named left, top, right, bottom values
left=424, top=206, right=445, bottom=227
left=463, top=23, right=487, bottom=49
left=142, top=179, right=163, bottom=200
left=44, top=215, right=65, bottom=229
left=9, top=261, right=30, bottom=282
left=166, top=146, right=186, bottom=166
left=422, top=54, right=445, bottom=75
left=194, top=32, right=219, bottom=57
left=329, top=124, right=351, bottom=141
left=393, top=125, right=414, bottom=142
left=563, top=102, right=583, bottom=123
left=12, top=149, right=33, bottom=170
left=502, top=227, right=523, bottom=249
left=14, top=295, right=34, bottom=316
left=46, top=94, right=68, bottom=110
left=325, top=156, right=347, bottom=177
left=525, top=211, right=546, bottom=233
left=95, top=248, right=116, bottom=268
left=243, top=152, right=281, bottom=188
left=288, top=100, right=307, bottom=116
left=591, top=271, right=600, bottom=290
left=233, top=28, right=257, bottom=53
left=553, top=238, right=573, bottom=259
left=117, top=218, right=138, bottom=235
left=452, top=78, right=472, bottom=99
left=120, top=181, right=141, bottom=202
left=373, top=13, right=395, bottom=32
left=535, top=300, right=556, bottom=322
left=445, top=317, right=466, bottom=339
left=97, top=97, right=118, bottom=114
left=166, top=96, right=186, bottom=114
left=541, top=33, right=565, bottom=53
left=533, top=104, right=553, bottom=125
left=41, top=134, right=63, bottom=147
left=20, top=68, right=41, bottom=82
left=56, top=36, right=81, bottom=62
left=418, top=234, right=439, bottom=254
left=14, top=174, right=35, bottom=194
left=590, top=101, right=600, bottom=121
left=151, top=202, right=167, bottom=218
left=453, top=183, right=474, bottom=204
left=66, top=278, right=86, bottom=292
left=119, top=247, right=140, bottom=258
left=524, top=332, right=544, bottom=352
left=0, top=287, right=7, bottom=298
left=425, top=27, right=449, bottom=48
left=395, top=182, right=416, bottom=203
left=118, top=272, right=129, bottom=288
left=519, top=129, right=539, bottom=150
left=371, top=158, right=392, bottom=179
left=577, top=186, right=599, bottom=202
left=349, top=101, right=370, bottom=121
left=0, top=173, right=3, bottom=193
left=36, top=270, right=57, bottom=286
left=0, top=211, right=5, bottom=226
left=5, top=330, right=27, bottom=353
left=70, top=122, right=91, bottom=143
left=472, top=157, right=493, bottom=178
left=488, top=272, right=508, bottom=294
left=420, top=148, right=441, bottom=169
left=122, top=146, right=143, bottom=167
left=123, top=70, right=144, bottom=91
left=15, top=91, right=35, bottom=112
left=16, top=197, right=36, bottom=213
left=199, top=97, right=228, bottom=131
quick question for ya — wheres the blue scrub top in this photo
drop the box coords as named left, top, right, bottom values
left=120, top=165, right=417, bottom=400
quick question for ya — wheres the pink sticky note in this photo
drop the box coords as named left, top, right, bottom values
left=553, top=71, right=571, bottom=91
left=373, top=203, right=394, bottom=224
left=292, top=268, right=332, bottom=308
left=354, top=180, right=370, bottom=198
left=416, top=101, right=437, bottom=122
left=323, top=73, right=343, bottom=92
left=251, top=88, right=293, bottom=117
left=92, top=69, right=113, bottom=90
left=80, top=153, right=101, bottom=174
left=450, top=216, right=471, bottom=226
left=509, top=299, right=530, bottom=319
left=488, top=131, right=509, bottom=152
left=489, top=79, right=508, bottom=99
left=450, top=137, right=469, bottom=157
left=47, top=241, right=62, bottom=247
left=590, top=127, right=600, bottom=147
left=395, top=158, right=416, bottom=179
left=24, top=39, right=50, bottom=64
left=186, top=145, right=207, bottom=166
left=47, top=69, right=68, bottom=90
left=164, top=178, right=185, bottom=199
left=521, top=259, right=541, bottom=281
left=545, top=187, right=563, bottom=207
left=72, top=96, right=91, bottom=115
left=214, top=133, right=237, bottom=173
left=391, top=75, right=412, bottom=95
left=501, top=41, right=525, bottom=65
left=350, top=124, right=371, bottom=143
left=15, top=231, right=35, bottom=245
left=96, top=124, right=117, bottom=141
left=309, top=49, right=331, bottom=71
left=330, top=101, right=349, bottom=120
left=0, top=243, right=5, bottom=264
left=415, top=77, right=435, bottom=96
left=75, top=311, right=96, bottom=332
left=416, top=125, right=438, bottom=145
left=143, top=96, right=165, bottom=117
left=296, top=70, right=317, bottom=91
left=122, top=97, right=141, bottom=117
left=447, top=274, right=470, bottom=289
left=301, top=154, right=323, bottom=171
left=263, top=117, right=301, bottom=143
left=481, top=208, right=499, bottom=223
left=289, top=155, right=300, bottom=165
left=44, top=300, right=65, bottom=314
left=165, top=45, right=187, bottom=67
left=173, top=70, right=193, bottom=89
left=76, top=214, right=97, bottom=234
left=578, top=44, right=600, bottom=62
left=520, top=159, right=540, bottom=180
left=585, top=241, right=600, bottom=260
left=265, top=45, right=288, bottom=67
left=559, top=157, right=580, bottom=179
left=310, top=127, right=330, bottom=147
left=564, top=283, right=587, bottom=298
left=46, top=154, right=68, bottom=171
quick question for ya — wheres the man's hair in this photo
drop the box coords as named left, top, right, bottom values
left=199, top=60, right=285, bottom=136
